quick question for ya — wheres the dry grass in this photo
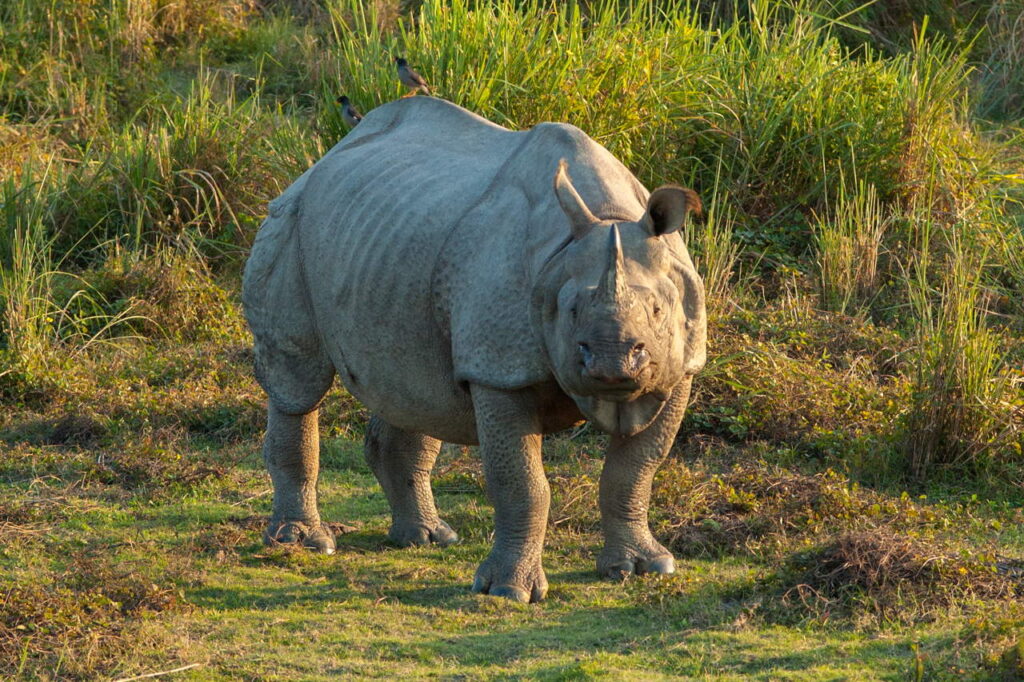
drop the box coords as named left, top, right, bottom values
left=91, top=425, right=229, bottom=490
left=652, top=460, right=941, bottom=559
left=191, top=514, right=263, bottom=563
left=46, top=412, right=107, bottom=447
left=778, top=529, right=1023, bottom=623
left=0, top=553, right=188, bottom=679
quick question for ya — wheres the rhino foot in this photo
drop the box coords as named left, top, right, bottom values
left=389, top=519, right=459, bottom=548
left=471, top=551, right=547, bottom=603
left=264, top=520, right=336, bottom=555
left=598, top=543, right=675, bottom=580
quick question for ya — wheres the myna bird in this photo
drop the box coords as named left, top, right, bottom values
left=395, top=57, right=430, bottom=97
left=337, top=95, right=362, bottom=127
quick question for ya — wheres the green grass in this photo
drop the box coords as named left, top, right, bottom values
left=3, top=403, right=1022, bottom=679
left=1, top=340, right=1021, bottom=679
left=1, top=0, right=1023, bottom=678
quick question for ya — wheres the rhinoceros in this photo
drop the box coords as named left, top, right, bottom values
left=242, top=97, right=706, bottom=603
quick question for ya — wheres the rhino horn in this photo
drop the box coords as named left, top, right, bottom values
left=553, top=159, right=598, bottom=240
left=596, top=224, right=629, bottom=304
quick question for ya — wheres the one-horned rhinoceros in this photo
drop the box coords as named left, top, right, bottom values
left=242, top=97, right=706, bottom=603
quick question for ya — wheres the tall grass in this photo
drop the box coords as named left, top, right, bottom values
left=976, top=0, right=1024, bottom=119
left=320, top=0, right=941, bottom=213
left=0, top=170, right=55, bottom=372
left=815, top=181, right=890, bottom=315
left=684, top=167, right=743, bottom=311
left=0, top=0, right=1021, bottom=480
left=901, top=209, right=1020, bottom=479
left=0, top=169, right=150, bottom=397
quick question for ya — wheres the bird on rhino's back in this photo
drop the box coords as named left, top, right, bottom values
left=242, top=96, right=706, bottom=603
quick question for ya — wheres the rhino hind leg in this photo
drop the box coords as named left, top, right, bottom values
left=249, top=231, right=341, bottom=553
left=262, top=403, right=336, bottom=554
left=364, top=416, right=459, bottom=548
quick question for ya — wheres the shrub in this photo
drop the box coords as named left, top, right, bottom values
left=78, top=247, right=242, bottom=343
left=815, top=181, right=892, bottom=315
left=776, top=529, right=1021, bottom=623
left=901, top=218, right=1023, bottom=479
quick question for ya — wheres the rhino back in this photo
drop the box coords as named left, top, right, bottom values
left=296, top=99, right=522, bottom=441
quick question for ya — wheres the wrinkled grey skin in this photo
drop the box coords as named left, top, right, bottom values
left=242, top=97, right=706, bottom=603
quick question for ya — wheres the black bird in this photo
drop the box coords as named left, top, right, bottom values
left=395, top=57, right=430, bottom=97
left=337, top=95, right=362, bottom=128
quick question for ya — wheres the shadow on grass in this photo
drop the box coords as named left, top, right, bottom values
left=182, top=536, right=967, bottom=679
left=379, top=598, right=923, bottom=678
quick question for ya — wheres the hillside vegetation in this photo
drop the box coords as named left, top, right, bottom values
left=1, top=0, right=1022, bottom=678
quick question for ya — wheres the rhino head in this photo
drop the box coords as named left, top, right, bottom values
left=535, top=160, right=706, bottom=437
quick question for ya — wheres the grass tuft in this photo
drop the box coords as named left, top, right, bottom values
left=776, top=529, right=1021, bottom=623
left=815, top=180, right=891, bottom=315
left=902, top=216, right=1023, bottom=479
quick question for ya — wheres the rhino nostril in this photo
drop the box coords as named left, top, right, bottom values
left=577, top=342, right=593, bottom=367
left=630, top=344, right=651, bottom=372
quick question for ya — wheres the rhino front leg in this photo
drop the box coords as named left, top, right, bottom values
left=470, top=385, right=549, bottom=603
left=365, top=415, right=458, bottom=547
left=597, top=379, right=692, bottom=578
left=263, top=404, right=336, bottom=554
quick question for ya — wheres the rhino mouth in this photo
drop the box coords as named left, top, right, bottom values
left=571, top=390, right=668, bottom=437
left=582, top=385, right=641, bottom=401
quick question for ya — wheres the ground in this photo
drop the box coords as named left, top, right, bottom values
left=1, top=337, right=1022, bottom=680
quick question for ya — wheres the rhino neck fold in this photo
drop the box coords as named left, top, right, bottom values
left=528, top=235, right=574, bottom=361
left=571, top=392, right=666, bottom=437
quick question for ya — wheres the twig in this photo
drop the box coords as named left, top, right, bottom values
left=229, top=488, right=272, bottom=507
left=111, top=663, right=202, bottom=682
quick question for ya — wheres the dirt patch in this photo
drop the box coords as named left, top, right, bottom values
left=655, top=461, right=934, bottom=558
left=776, top=530, right=1022, bottom=622
left=0, top=553, right=187, bottom=678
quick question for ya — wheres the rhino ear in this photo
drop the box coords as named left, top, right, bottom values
left=553, top=159, right=598, bottom=240
left=641, top=185, right=701, bottom=236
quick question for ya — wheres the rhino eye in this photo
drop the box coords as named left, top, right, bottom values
left=570, top=305, right=578, bottom=320
left=652, top=304, right=663, bottom=317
